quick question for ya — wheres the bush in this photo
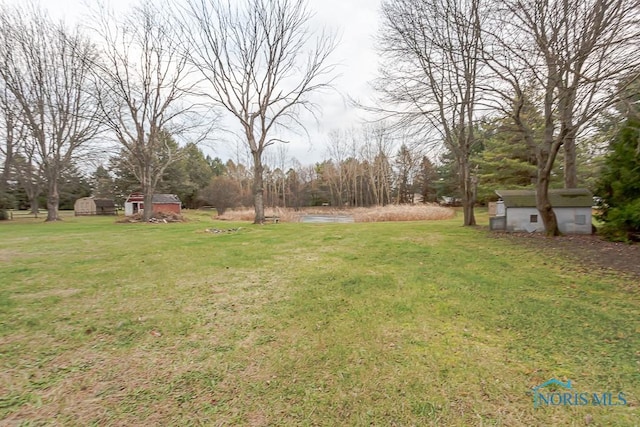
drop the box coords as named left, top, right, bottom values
left=200, top=176, right=241, bottom=216
left=598, top=198, right=640, bottom=242
left=0, top=191, right=15, bottom=221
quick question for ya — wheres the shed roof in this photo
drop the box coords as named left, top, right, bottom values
left=125, top=193, right=181, bottom=204
left=152, top=194, right=181, bottom=204
left=495, top=188, right=592, bottom=208
left=94, top=199, right=115, bottom=208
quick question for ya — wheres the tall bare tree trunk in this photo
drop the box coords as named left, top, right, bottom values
left=27, top=191, right=39, bottom=215
left=536, top=173, right=560, bottom=236
left=45, top=178, right=60, bottom=222
left=536, top=107, right=562, bottom=236
left=563, top=134, right=577, bottom=188
left=459, top=156, right=476, bottom=226
left=143, top=192, right=154, bottom=221
left=1, top=107, right=15, bottom=194
left=252, top=150, right=265, bottom=224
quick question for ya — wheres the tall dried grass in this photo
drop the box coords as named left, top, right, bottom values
left=351, top=204, right=455, bottom=222
left=216, top=204, right=455, bottom=222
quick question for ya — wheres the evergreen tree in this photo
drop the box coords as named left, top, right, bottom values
left=596, top=118, right=640, bottom=241
left=475, top=119, right=537, bottom=203
left=415, top=156, right=438, bottom=203
left=178, top=143, right=216, bottom=208
left=92, top=165, right=115, bottom=199
left=207, top=156, right=227, bottom=176
left=57, top=166, right=92, bottom=210
left=434, top=149, right=460, bottom=204
left=394, top=144, right=417, bottom=204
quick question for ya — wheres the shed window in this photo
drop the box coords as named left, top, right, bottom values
left=575, top=214, right=586, bottom=225
left=530, top=214, right=538, bottom=223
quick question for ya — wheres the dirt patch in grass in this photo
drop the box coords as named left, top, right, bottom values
left=489, top=231, right=640, bottom=279
left=117, top=212, right=186, bottom=223
left=0, top=249, right=14, bottom=262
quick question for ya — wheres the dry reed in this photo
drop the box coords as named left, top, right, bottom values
left=350, top=204, right=455, bottom=222
left=216, top=204, right=454, bottom=223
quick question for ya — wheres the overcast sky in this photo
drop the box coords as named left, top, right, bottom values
left=18, top=0, right=385, bottom=167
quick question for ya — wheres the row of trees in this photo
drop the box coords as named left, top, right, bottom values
left=0, top=98, right=627, bottom=234
left=376, top=0, right=640, bottom=234
left=0, top=6, right=102, bottom=220
left=90, top=124, right=440, bottom=215
left=202, top=114, right=605, bottom=214
left=1, top=0, right=639, bottom=235
left=0, top=0, right=336, bottom=222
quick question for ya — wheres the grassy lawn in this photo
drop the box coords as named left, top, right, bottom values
left=0, top=211, right=638, bottom=426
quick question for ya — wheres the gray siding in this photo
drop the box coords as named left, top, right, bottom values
left=506, top=208, right=544, bottom=232
left=505, top=207, right=592, bottom=234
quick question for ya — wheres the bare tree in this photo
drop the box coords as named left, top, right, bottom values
left=201, top=175, right=241, bottom=215
left=485, top=0, right=640, bottom=235
left=326, top=129, right=350, bottom=206
left=361, top=123, right=394, bottom=206
left=13, top=142, right=43, bottom=214
left=0, top=5, right=103, bottom=221
left=394, top=143, right=419, bottom=204
left=285, top=164, right=304, bottom=210
left=377, top=0, right=484, bottom=225
left=263, top=143, right=290, bottom=207
left=91, top=2, right=203, bottom=221
left=0, top=86, right=23, bottom=207
left=181, top=0, right=337, bottom=223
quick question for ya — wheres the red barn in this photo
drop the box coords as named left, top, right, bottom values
left=124, top=193, right=181, bottom=216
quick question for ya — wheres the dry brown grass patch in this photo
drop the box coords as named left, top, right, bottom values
left=217, top=204, right=455, bottom=223
left=350, top=204, right=455, bottom=222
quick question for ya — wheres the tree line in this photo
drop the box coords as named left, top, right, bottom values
left=0, top=0, right=336, bottom=222
left=376, top=0, right=640, bottom=235
left=14, top=114, right=607, bottom=218
left=0, top=0, right=639, bottom=237
left=78, top=123, right=440, bottom=215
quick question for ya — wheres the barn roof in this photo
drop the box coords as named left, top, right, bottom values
left=495, top=188, right=592, bottom=208
left=94, top=199, right=115, bottom=208
left=152, top=194, right=181, bottom=204
left=126, top=193, right=181, bottom=204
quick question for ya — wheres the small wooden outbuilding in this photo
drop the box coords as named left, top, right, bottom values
left=491, top=188, right=593, bottom=234
left=124, top=193, right=182, bottom=216
left=74, top=197, right=117, bottom=216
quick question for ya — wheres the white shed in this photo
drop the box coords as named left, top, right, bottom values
left=491, top=188, right=593, bottom=234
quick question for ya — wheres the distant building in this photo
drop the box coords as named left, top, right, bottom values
left=74, top=197, right=117, bottom=216
left=490, top=188, right=593, bottom=234
left=124, top=193, right=181, bottom=216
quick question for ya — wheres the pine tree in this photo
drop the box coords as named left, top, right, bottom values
left=596, top=118, right=640, bottom=241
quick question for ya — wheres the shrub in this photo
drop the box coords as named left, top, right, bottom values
left=598, top=199, right=640, bottom=242
left=0, top=191, right=15, bottom=221
left=200, top=176, right=241, bottom=216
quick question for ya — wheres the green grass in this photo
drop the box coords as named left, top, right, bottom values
left=0, top=211, right=638, bottom=426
